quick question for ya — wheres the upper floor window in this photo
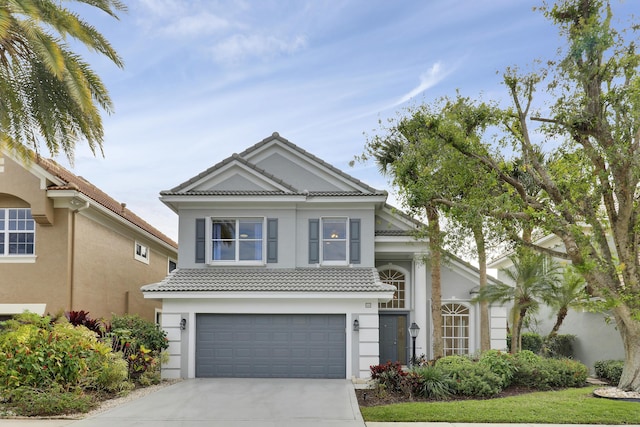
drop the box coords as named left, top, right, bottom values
left=168, top=258, right=177, bottom=273
left=308, top=217, right=360, bottom=265
left=442, top=303, right=470, bottom=356
left=211, top=218, right=264, bottom=264
left=134, top=241, right=149, bottom=264
left=378, top=268, right=406, bottom=309
left=0, top=208, right=35, bottom=256
left=322, top=218, right=347, bottom=263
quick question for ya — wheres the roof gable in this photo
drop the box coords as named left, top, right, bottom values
left=167, top=133, right=386, bottom=197
left=171, top=155, right=296, bottom=193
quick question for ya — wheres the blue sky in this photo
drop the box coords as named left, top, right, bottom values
left=56, top=0, right=636, bottom=242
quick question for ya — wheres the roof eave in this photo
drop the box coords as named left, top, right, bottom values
left=48, top=190, right=178, bottom=252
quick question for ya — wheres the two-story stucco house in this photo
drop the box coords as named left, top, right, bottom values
left=143, top=133, right=506, bottom=379
left=0, top=149, right=178, bottom=322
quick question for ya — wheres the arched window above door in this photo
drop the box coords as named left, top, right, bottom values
left=378, top=268, right=405, bottom=309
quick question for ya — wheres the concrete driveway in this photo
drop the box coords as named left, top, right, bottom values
left=72, top=378, right=365, bottom=427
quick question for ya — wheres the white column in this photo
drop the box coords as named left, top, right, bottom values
left=490, top=306, right=508, bottom=350
left=358, top=313, right=380, bottom=378
left=413, top=256, right=428, bottom=359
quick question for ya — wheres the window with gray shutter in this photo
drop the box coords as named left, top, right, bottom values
left=267, top=218, right=278, bottom=263
left=195, top=218, right=206, bottom=263
left=308, top=219, right=319, bottom=264
left=349, top=218, right=361, bottom=264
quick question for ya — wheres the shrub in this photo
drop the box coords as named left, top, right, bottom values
left=512, top=351, right=587, bottom=389
left=409, top=365, right=454, bottom=400
left=594, top=359, right=624, bottom=384
left=91, top=352, right=131, bottom=393
left=434, top=354, right=474, bottom=370
left=65, top=310, right=109, bottom=337
left=110, top=314, right=168, bottom=353
left=370, top=361, right=406, bottom=393
left=542, top=358, right=588, bottom=388
left=543, top=334, right=575, bottom=358
left=438, top=362, right=503, bottom=397
left=3, top=386, right=96, bottom=416
left=508, top=332, right=544, bottom=354
left=511, top=350, right=545, bottom=387
left=0, top=321, right=117, bottom=390
left=478, top=350, right=516, bottom=388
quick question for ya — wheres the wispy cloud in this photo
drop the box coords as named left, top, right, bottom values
left=392, top=61, right=451, bottom=107
left=210, top=34, right=308, bottom=64
left=161, top=12, right=230, bottom=37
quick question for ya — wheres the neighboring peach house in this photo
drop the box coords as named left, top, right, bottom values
left=0, top=149, right=178, bottom=322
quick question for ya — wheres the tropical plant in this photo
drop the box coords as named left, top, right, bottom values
left=474, top=249, right=560, bottom=353
left=0, top=0, right=125, bottom=161
left=543, top=268, right=588, bottom=338
left=410, top=365, right=454, bottom=400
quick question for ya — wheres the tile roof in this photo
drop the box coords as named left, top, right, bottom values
left=160, top=190, right=385, bottom=197
left=141, top=267, right=397, bottom=293
left=36, top=156, right=177, bottom=249
left=165, top=133, right=387, bottom=196
left=375, top=229, right=413, bottom=236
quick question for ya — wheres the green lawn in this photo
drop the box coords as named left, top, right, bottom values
left=360, top=386, right=640, bottom=424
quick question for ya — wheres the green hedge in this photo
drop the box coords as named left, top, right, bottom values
left=594, top=360, right=623, bottom=384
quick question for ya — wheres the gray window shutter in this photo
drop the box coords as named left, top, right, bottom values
left=267, top=218, right=278, bottom=263
left=349, top=218, right=361, bottom=264
left=309, top=219, right=320, bottom=264
left=195, top=218, right=206, bottom=263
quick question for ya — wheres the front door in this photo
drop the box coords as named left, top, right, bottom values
left=379, top=313, right=408, bottom=364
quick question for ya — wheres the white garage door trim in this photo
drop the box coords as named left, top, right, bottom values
left=195, top=313, right=346, bottom=378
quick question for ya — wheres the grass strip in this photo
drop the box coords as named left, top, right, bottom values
left=360, top=386, right=640, bottom=424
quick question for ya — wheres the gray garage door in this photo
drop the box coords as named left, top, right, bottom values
left=195, top=314, right=346, bottom=378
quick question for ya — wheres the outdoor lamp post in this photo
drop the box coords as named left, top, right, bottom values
left=408, top=322, right=420, bottom=366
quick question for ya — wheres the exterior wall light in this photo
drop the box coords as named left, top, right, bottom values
left=180, top=318, right=187, bottom=330
left=353, top=318, right=359, bottom=331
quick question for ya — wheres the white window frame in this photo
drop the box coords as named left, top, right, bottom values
left=168, top=257, right=177, bottom=273
left=320, top=217, right=349, bottom=266
left=0, top=208, right=36, bottom=261
left=207, top=217, right=266, bottom=266
left=442, top=302, right=471, bottom=356
left=134, top=241, right=150, bottom=264
left=378, top=267, right=407, bottom=309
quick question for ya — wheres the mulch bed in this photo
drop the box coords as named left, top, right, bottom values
left=356, top=385, right=541, bottom=407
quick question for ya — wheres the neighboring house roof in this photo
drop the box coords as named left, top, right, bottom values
left=35, top=156, right=177, bottom=249
left=142, top=267, right=396, bottom=293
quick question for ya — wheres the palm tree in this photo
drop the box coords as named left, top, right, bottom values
left=0, top=0, right=125, bottom=162
left=473, top=249, right=560, bottom=353
left=544, top=267, right=588, bottom=338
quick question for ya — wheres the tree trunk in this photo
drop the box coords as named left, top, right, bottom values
left=427, top=205, right=444, bottom=358
left=510, top=310, right=520, bottom=354
left=613, top=306, right=640, bottom=391
left=473, top=225, right=491, bottom=352
left=548, top=307, right=568, bottom=338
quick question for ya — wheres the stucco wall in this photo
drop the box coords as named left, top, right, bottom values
left=72, top=212, right=166, bottom=321
left=0, top=201, right=71, bottom=314
left=177, top=205, right=376, bottom=269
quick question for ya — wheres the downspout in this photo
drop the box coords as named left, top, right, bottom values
left=68, top=196, right=89, bottom=311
